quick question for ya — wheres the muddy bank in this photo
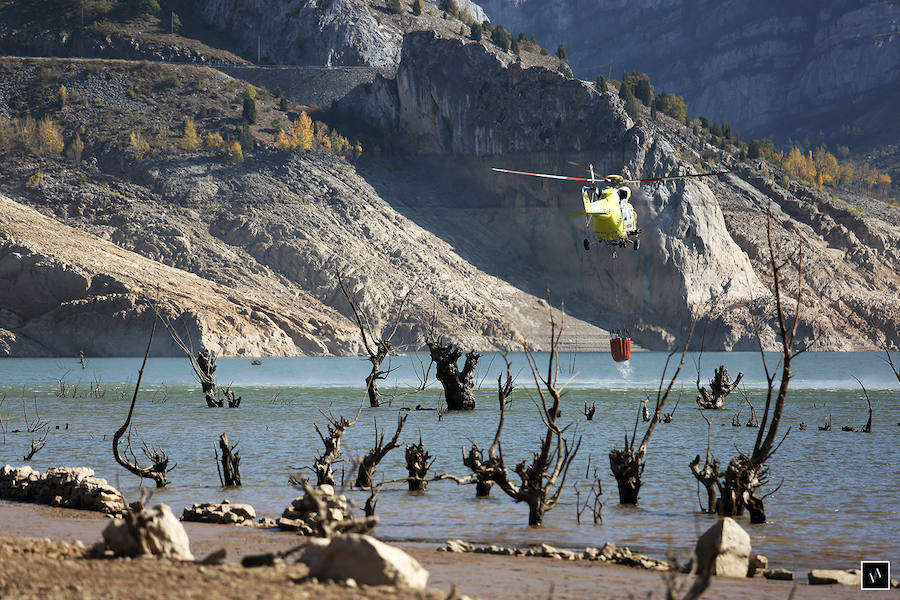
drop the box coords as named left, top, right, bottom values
left=0, top=500, right=878, bottom=600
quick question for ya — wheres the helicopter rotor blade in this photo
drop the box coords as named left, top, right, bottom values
left=492, top=167, right=593, bottom=182
left=621, top=170, right=732, bottom=184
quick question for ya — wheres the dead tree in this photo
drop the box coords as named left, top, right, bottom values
left=584, top=402, right=596, bottom=421
left=338, top=273, right=412, bottom=407
left=744, top=398, right=758, bottom=427
left=852, top=376, right=872, bottom=433
left=215, top=433, right=241, bottom=487
left=312, top=407, right=360, bottom=486
left=196, top=350, right=219, bottom=407
left=689, top=411, right=719, bottom=513
left=716, top=207, right=810, bottom=524
left=425, top=336, right=479, bottom=410
left=818, top=414, right=831, bottom=431
left=462, top=298, right=581, bottom=526
left=641, top=399, right=650, bottom=422
left=663, top=394, right=681, bottom=423
left=163, top=319, right=224, bottom=408
left=882, top=339, right=900, bottom=384
left=355, top=412, right=408, bottom=488
left=462, top=443, right=494, bottom=497
left=609, top=320, right=695, bottom=505
left=221, top=386, right=241, bottom=408
left=696, top=365, right=743, bottom=409
left=112, top=316, right=173, bottom=488
left=24, top=427, right=48, bottom=460
left=405, top=435, right=434, bottom=491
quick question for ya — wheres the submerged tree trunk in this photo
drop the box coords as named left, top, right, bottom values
left=608, top=447, right=642, bottom=504
left=405, top=438, right=432, bottom=491
left=217, top=433, right=241, bottom=487
left=696, top=365, right=743, bottom=409
left=197, top=350, right=220, bottom=407
left=426, top=337, right=479, bottom=411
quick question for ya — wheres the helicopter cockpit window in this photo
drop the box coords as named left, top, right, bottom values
left=618, top=188, right=630, bottom=201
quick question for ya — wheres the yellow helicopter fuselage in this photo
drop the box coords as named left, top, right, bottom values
left=581, top=186, right=637, bottom=241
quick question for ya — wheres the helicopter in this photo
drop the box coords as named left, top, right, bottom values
left=492, top=165, right=730, bottom=252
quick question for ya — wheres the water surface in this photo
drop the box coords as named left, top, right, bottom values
left=1, top=351, right=897, bottom=570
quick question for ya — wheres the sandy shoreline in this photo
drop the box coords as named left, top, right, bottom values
left=0, top=499, right=886, bottom=599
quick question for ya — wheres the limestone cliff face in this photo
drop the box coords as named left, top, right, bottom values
left=341, top=31, right=631, bottom=155
left=338, top=33, right=768, bottom=347
left=477, top=0, right=900, bottom=143
left=197, top=0, right=400, bottom=69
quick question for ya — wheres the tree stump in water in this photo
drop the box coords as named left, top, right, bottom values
left=197, top=350, right=221, bottom=407
left=696, top=365, right=743, bottom=409
left=608, top=447, right=643, bottom=504
left=426, top=337, right=479, bottom=411
left=462, top=444, right=494, bottom=497
left=217, top=433, right=241, bottom=487
left=405, top=437, right=433, bottom=491
left=355, top=413, right=407, bottom=488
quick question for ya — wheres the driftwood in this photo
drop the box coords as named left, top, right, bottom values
left=338, top=272, right=412, bottom=407
left=354, top=412, right=408, bottom=488
left=584, top=402, right=596, bottom=421
left=818, top=414, right=832, bottom=431
left=215, top=433, right=241, bottom=487
left=425, top=336, right=479, bottom=410
left=405, top=435, right=434, bottom=491
left=312, top=406, right=361, bottom=486
left=112, top=316, right=173, bottom=488
left=221, top=386, right=241, bottom=408
left=609, top=319, right=695, bottom=504
left=462, top=298, right=581, bottom=526
left=695, top=365, right=743, bottom=409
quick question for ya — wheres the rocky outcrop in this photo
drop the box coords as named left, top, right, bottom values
left=341, top=31, right=630, bottom=155
left=181, top=501, right=257, bottom=526
left=0, top=465, right=126, bottom=514
left=478, top=0, right=900, bottom=145
left=197, top=0, right=400, bottom=70
left=299, top=533, right=430, bottom=589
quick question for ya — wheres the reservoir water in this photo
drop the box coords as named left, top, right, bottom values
left=1, top=351, right=897, bottom=570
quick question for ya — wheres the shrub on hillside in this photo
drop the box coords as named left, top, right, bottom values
left=470, top=22, right=482, bottom=41
left=491, top=25, right=511, bottom=52
left=227, top=140, right=243, bottom=163
left=413, top=0, right=423, bottom=15
left=388, top=0, right=403, bottom=15
left=180, top=117, right=201, bottom=151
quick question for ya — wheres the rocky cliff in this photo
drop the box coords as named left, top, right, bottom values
left=197, top=0, right=400, bottom=69
left=477, top=0, right=900, bottom=146
left=336, top=31, right=899, bottom=350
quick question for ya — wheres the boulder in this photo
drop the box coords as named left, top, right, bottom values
left=693, top=517, right=751, bottom=578
left=763, top=568, right=794, bottom=581
left=299, top=533, right=429, bottom=590
left=102, top=504, right=194, bottom=561
left=747, top=553, right=768, bottom=577
left=808, top=569, right=858, bottom=586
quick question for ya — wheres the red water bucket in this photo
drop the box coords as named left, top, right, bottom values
left=610, top=337, right=631, bottom=362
